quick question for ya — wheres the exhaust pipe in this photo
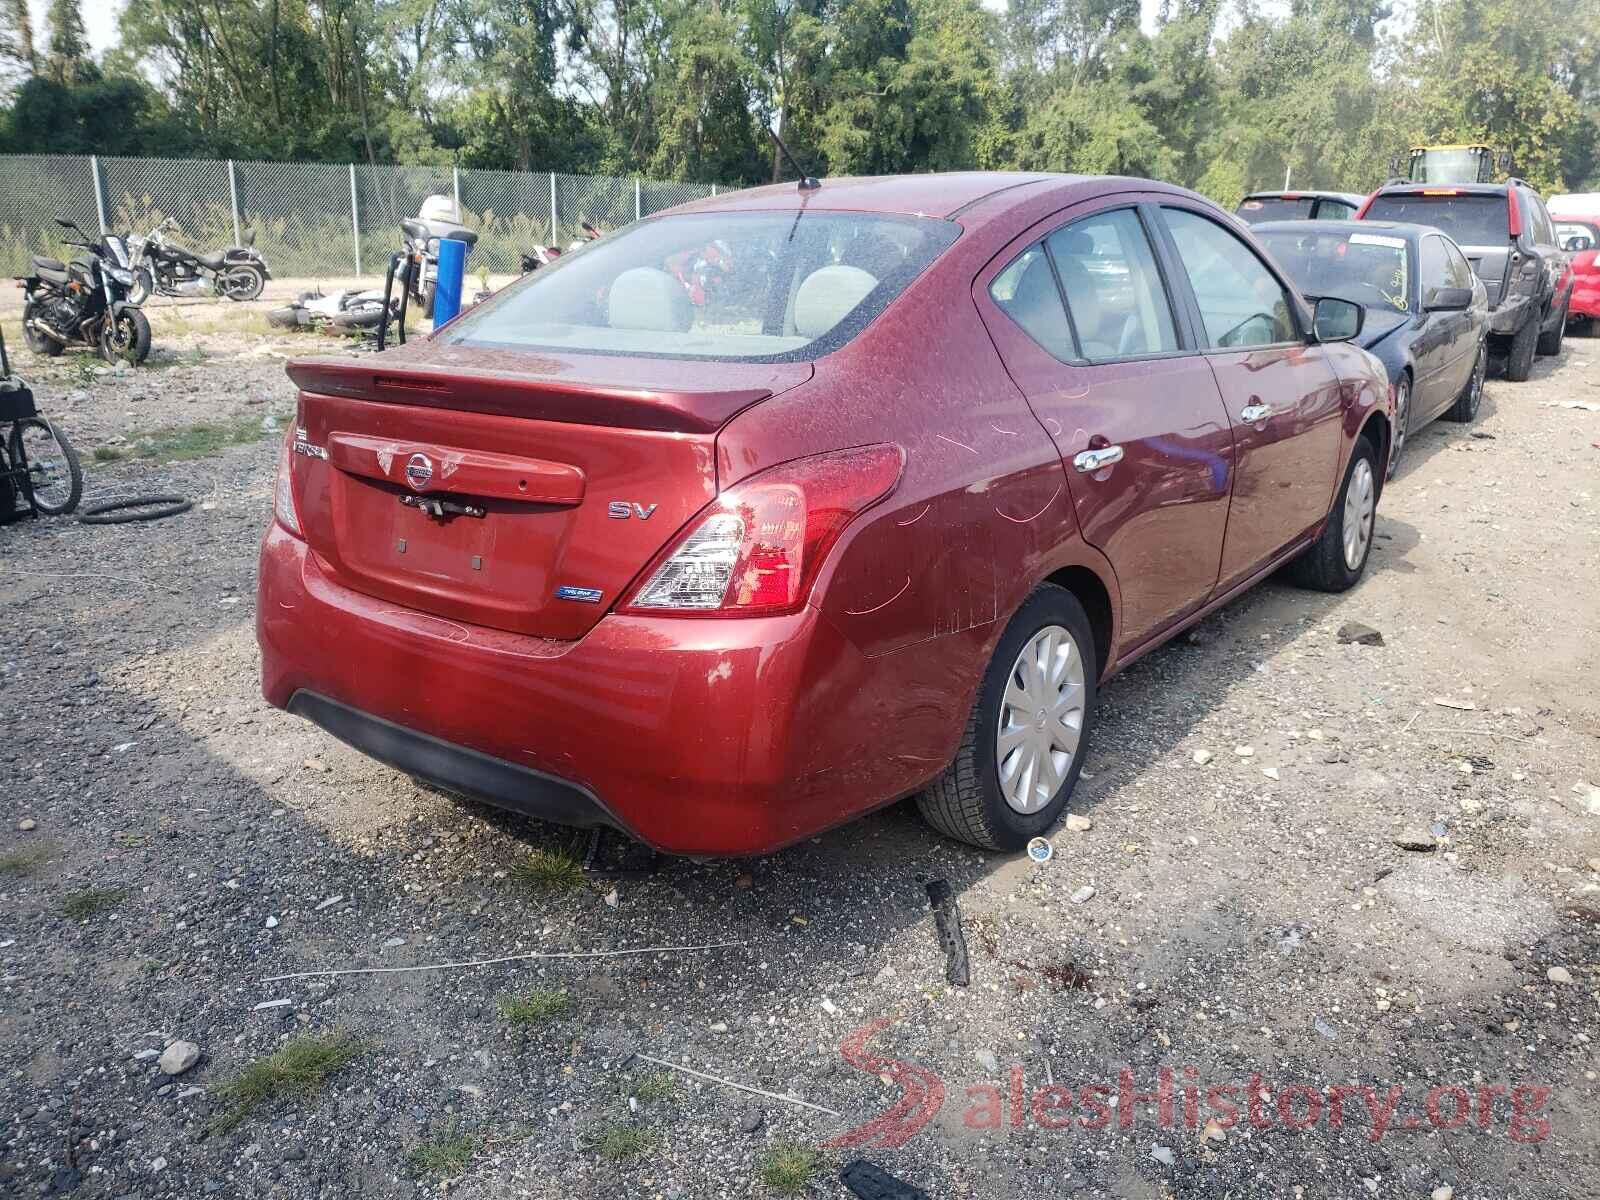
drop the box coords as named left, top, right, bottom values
left=24, top=318, right=69, bottom=344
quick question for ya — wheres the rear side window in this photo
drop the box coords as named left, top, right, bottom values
left=1237, top=197, right=1314, bottom=223
left=443, top=210, right=959, bottom=362
left=1046, top=209, right=1177, bottom=359
left=1419, top=235, right=1450, bottom=290
left=1163, top=208, right=1297, bottom=347
left=1363, top=193, right=1509, bottom=247
left=1525, top=192, right=1555, bottom=246
left=990, top=246, right=1076, bottom=360
left=1314, top=199, right=1357, bottom=220
left=1441, top=239, right=1476, bottom=289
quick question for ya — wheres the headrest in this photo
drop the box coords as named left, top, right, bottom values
left=608, top=267, right=693, bottom=333
left=794, top=265, right=877, bottom=339
left=1052, top=230, right=1095, bottom=258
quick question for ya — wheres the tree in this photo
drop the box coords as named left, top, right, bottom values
left=44, top=0, right=89, bottom=84
left=2, top=0, right=38, bottom=77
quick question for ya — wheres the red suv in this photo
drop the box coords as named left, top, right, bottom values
left=258, top=174, right=1391, bottom=856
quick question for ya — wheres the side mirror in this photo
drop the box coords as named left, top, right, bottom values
left=1312, top=295, right=1364, bottom=342
left=1563, top=235, right=1592, bottom=252
left=1423, top=286, right=1474, bottom=311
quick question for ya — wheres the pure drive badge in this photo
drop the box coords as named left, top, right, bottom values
left=555, top=586, right=603, bottom=603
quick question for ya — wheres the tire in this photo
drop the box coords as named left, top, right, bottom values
left=9, top=417, right=83, bottom=515
left=221, top=264, right=266, bottom=302
left=1503, top=310, right=1538, bottom=381
left=421, top=282, right=437, bottom=320
left=1287, top=437, right=1378, bottom=593
left=267, top=305, right=305, bottom=329
left=21, top=302, right=64, bottom=358
left=128, top=268, right=153, bottom=306
left=78, top=494, right=192, bottom=525
left=0, top=444, right=17, bottom=522
left=917, top=585, right=1098, bottom=850
left=1385, top=372, right=1411, bottom=480
left=1445, top=341, right=1486, bottom=423
left=99, top=308, right=151, bottom=365
left=1537, top=295, right=1568, bottom=356
left=332, top=305, right=386, bottom=330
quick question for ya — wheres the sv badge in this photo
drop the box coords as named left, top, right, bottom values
left=607, top=501, right=658, bottom=520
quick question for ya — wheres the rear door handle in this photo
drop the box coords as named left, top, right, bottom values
left=1239, top=404, right=1272, bottom=423
left=1072, top=445, right=1124, bottom=473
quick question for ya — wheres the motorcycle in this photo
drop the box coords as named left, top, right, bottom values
left=125, top=217, right=271, bottom=303
left=18, top=217, right=151, bottom=365
left=519, top=221, right=604, bottom=274
left=405, top=195, right=479, bottom=318
left=267, top=286, right=395, bottom=334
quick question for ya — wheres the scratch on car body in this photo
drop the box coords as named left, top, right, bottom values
left=995, top=483, right=1062, bottom=524
left=843, top=575, right=911, bottom=615
left=936, top=434, right=978, bottom=454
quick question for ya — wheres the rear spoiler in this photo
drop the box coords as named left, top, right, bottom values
left=285, top=358, right=779, bottom=434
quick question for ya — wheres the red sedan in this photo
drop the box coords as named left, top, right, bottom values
left=258, top=173, right=1391, bottom=856
left=1553, top=212, right=1600, bottom=329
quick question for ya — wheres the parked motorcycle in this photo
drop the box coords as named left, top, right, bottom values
left=519, top=221, right=604, bottom=274
left=18, top=217, right=151, bottom=365
left=406, top=195, right=479, bottom=318
left=125, top=218, right=271, bottom=303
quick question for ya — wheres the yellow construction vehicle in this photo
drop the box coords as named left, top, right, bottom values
left=1398, top=144, right=1513, bottom=185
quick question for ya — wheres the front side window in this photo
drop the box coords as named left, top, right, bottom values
left=1163, top=207, right=1297, bottom=347
left=442, top=210, right=959, bottom=362
left=1257, top=227, right=1409, bottom=313
left=1045, top=209, right=1178, bottom=360
left=1419, top=235, right=1450, bottom=291
left=1441, top=239, right=1476, bottom=289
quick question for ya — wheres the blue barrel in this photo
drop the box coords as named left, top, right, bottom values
left=433, top=236, right=468, bottom=326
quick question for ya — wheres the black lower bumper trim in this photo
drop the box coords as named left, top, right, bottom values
left=286, top=691, right=621, bottom=832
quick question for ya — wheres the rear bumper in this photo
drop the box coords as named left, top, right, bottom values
left=257, top=523, right=960, bottom=855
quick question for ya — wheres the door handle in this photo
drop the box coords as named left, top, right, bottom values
left=1239, top=403, right=1272, bottom=423
left=1072, top=445, right=1124, bottom=473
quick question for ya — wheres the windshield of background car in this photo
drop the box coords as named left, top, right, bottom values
left=1410, top=149, right=1483, bottom=183
left=442, top=211, right=960, bottom=362
left=1236, top=196, right=1315, bottom=223
left=1363, top=193, right=1508, bottom=246
left=1258, top=228, right=1410, bottom=312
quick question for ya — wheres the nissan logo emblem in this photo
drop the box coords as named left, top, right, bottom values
left=404, top=453, right=434, bottom=491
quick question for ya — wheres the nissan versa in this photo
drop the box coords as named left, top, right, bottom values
left=257, top=173, right=1392, bottom=856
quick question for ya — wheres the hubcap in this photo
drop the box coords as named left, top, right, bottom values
left=996, top=624, right=1086, bottom=814
left=1342, top=457, right=1375, bottom=571
left=1470, top=349, right=1485, bottom=412
left=1392, top=380, right=1409, bottom=464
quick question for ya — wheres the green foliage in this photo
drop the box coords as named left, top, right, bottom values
left=0, top=842, right=54, bottom=875
left=496, top=988, right=573, bottom=1025
left=760, top=1142, right=821, bottom=1194
left=0, top=0, right=1597, bottom=195
left=586, top=1122, right=658, bottom=1161
left=407, top=1122, right=480, bottom=1178
left=509, top=846, right=585, bottom=893
left=61, top=886, right=128, bottom=918
left=213, top=1033, right=367, bottom=1133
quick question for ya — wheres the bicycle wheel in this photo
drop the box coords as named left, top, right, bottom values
left=10, top=417, right=83, bottom=515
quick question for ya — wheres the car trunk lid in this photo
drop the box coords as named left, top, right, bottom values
left=285, top=347, right=811, bottom=639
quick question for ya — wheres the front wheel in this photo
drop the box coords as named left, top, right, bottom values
left=917, top=585, right=1098, bottom=850
left=21, top=301, right=63, bottom=358
left=220, top=264, right=265, bottom=301
left=128, top=268, right=154, bottom=306
left=1537, top=296, right=1568, bottom=356
left=1503, top=311, right=1539, bottom=381
left=10, top=417, right=83, bottom=515
left=1287, top=438, right=1378, bottom=593
left=100, top=308, right=151, bottom=365
left=1386, top=373, right=1411, bottom=480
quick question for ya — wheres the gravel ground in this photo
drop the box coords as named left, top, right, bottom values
left=2, top=312, right=1598, bottom=1200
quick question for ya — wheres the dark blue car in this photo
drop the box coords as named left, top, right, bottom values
left=1254, top=220, right=1490, bottom=477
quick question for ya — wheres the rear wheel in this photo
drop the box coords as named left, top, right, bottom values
left=1287, top=437, right=1377, bottom=593
left=1537, top=295, right=1568, bottom=355
left=421, top=282, right=437, bottom=320
left=99, top=308, right=151, bottom=365
left=9, top=417, right=82, bottom=515
left=220, top=264, right=266, bottom=302
left=917, top=585, right=1097, bottom=850
left=1446, top=342, right=1486, bottom=423
left=1503, top=310, right=1539, bottom=381
left=21, top=301, right=63, bottom=358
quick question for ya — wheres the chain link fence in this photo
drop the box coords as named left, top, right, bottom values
left=0, top=154, right=723, bottom=279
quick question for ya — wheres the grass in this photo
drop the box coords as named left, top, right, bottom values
left=116, top=414, right=277, bottom=463
left=61, top=886, right=129, bottom=918
left=407, top=1122, right=480, bottom=1178
left=628, top=1071, right=676, bottom=1103
left=760, top=1143, right=821, bottom=1195
left=0, top=843, right=54, bottom=876
left=496, top=988, right=573, bottom=1026
left=509, top=845, right=585, bottom=893
left=587, top=1122, right=658, bottom=1161
left=212, top=1032, right=367, bottom=1133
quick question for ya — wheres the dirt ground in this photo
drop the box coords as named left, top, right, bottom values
left=1, top=302, right=1598, bottom=1200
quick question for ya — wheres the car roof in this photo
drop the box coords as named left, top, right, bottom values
left=1370, top=181, right=1520, bottom=197
left=666, top=172, right=1068, bottom=220
left=1241, top=191, right=1366, bottom=205
left=1252, top=218, right=1446, bottom=243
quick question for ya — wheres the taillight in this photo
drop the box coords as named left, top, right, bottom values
left=1507, top=189, right=1522, bottom=237
left=273, top=432, right=301, bottom=536
left=621, top=445, right=904, bottom=617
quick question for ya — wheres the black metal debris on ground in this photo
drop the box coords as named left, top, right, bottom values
left=842, top=1158, right=933, bottom=1200
left=926, top=879, right=970, bottom=987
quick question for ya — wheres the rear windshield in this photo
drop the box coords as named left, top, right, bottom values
left=1363, top=194, right=1509, bottom=246
left=442, top=210, right=959, bottom=362
left=1236, top=197, right=1315, bottom=223
left=1257, top=228, right=1410, bottom=312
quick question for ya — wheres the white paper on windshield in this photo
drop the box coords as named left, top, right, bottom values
left=1348, top=233, right=1406, bottom=249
